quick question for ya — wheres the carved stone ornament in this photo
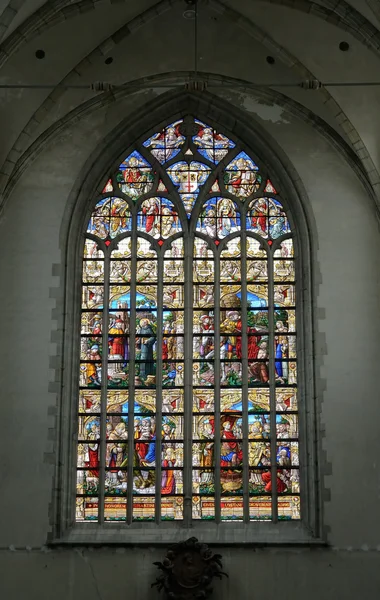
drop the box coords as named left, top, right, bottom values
left=151, top=537, right=228, bottom=600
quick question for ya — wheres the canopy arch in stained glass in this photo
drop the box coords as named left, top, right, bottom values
left=75, top=116, right=305, bottom=530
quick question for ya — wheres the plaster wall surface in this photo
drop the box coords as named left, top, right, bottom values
left=248, top=2, right=380, bottom=173
left=1, top=548, right=380, bottom=600
left=0, top=90, right=379, bottom=597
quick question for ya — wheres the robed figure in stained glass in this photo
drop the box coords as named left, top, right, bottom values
left=136, top=318, right=156, bottom=381
left=109, top=316, right=129, bottom=360
left=161, top=448, right=177, bottom=495
left=220, top=418, right=243, bottom=467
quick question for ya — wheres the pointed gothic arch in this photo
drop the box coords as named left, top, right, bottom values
left=56, top=94, right=320, bottom=544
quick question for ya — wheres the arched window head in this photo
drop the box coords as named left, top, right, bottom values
left=77, top=117, right=300, bottom=527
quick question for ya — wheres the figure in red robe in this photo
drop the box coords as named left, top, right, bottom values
left=108, top=317, right=128, bottom=359
left=161, top=451, right=176, bottom=495
left=135, top=417, right=153, bottom=462
left=251, top=199, right=268, bottom=233
left=261, top=471, right=288, bottom=493
left=141, top=198, right=159, bottom=233
left=85, top=445, right=99, bottom=478
left=232, top=322, right=262, bottom=360
left=247, top=330, right=261, bottom=359
left=124, top=165, right=141, bottom=185
left=220, top=417, right=243, bottom=467
left=85, top=423, right=100, bottom=477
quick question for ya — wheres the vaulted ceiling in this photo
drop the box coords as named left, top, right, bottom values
left=1, top=0, right=380, bottom=209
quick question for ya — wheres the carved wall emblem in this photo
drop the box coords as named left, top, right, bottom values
left=152, top=537, right=228, bottom=600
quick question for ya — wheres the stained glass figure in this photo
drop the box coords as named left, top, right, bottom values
left=196, top=197, right=240, bottom=239
left=143, top=120, right=185, bottom=163
left=117, top=151, right=154, bottom=198
left=87, top=197, right=131, bottom=239
left=224, top=152, right=261, bottom=198
left=193, top=119, right=235, bottom=163
left=137, top=197, right=181, bottom=239
left=246, top=197, right=291, bottom=240
left=77, top=116, right=300, bottom=525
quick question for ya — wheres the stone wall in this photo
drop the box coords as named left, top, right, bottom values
left=0, top=88, right=379, bottom=598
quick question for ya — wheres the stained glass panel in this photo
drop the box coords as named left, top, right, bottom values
left=167, top=161, right=211, bottom=217
left=193, top=119, right=235, bottom=163
left=180, top=194, right=197, bottom=216
left=137, top=197, right=181, bottom=239
left=196, top=197, right=240, bottom=239
left=117, top=151, right=154, bottom=198
left=87, top=197, right=132, bottom=239
left=143, top=120, right=185, bottom=163
left=264, top=179, right=277, bottom=194
left=102, top=178, right=113, bottom=193
left=224, top=152, right=261, bottom=198
left=77, top=116, right=300, bottom=526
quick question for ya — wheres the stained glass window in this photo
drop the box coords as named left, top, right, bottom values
left=76, top=117, right=300, bottom=525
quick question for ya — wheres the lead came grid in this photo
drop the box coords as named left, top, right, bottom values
left=76, top=117, right=300, bottom=524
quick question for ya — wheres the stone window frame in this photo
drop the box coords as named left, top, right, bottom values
left=53, top=93, right=322, bottom=545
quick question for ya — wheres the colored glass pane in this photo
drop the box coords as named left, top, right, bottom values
left=196, top=197, right=240, bottom=239
left=180, top=194, right=197, bottom=216
left=117, top=151, right=154, bottom=198
left=143, top=120, right=185, bottom=163
left=264, top=179, right=277, bottom=194
left=224, top=151, right=261, bottom=198
left=87, top=197, right=132, bottom=239
left=102, top=178, right=113, bottom=193
left=76, top=116, right=299, bottom=526
left=137, top=197, right=181, bottom=239
left=192, top=119, right=235, bottom=163
left=167, top=161, right=211, bottom=217
left=157, top=180, right=167, bottom=192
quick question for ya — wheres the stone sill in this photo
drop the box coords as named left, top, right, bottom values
left=51, top=522, right=326, bottom=547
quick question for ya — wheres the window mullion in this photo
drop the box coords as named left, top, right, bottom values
left=99, top=247, right=110, bottom=525
left=214, top=249, right=221, bottom=523
left=127, top=228, right=138, bottom=525
left=183, top=235, right=193, bottom=526
left=155, top=248, right=164, bottom=523
left=267, top=248, right=278, bottom=522
left=241, top=231, right=249, bottom=523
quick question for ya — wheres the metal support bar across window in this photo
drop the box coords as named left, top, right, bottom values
left=75, top=115, right=302, bottom=530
